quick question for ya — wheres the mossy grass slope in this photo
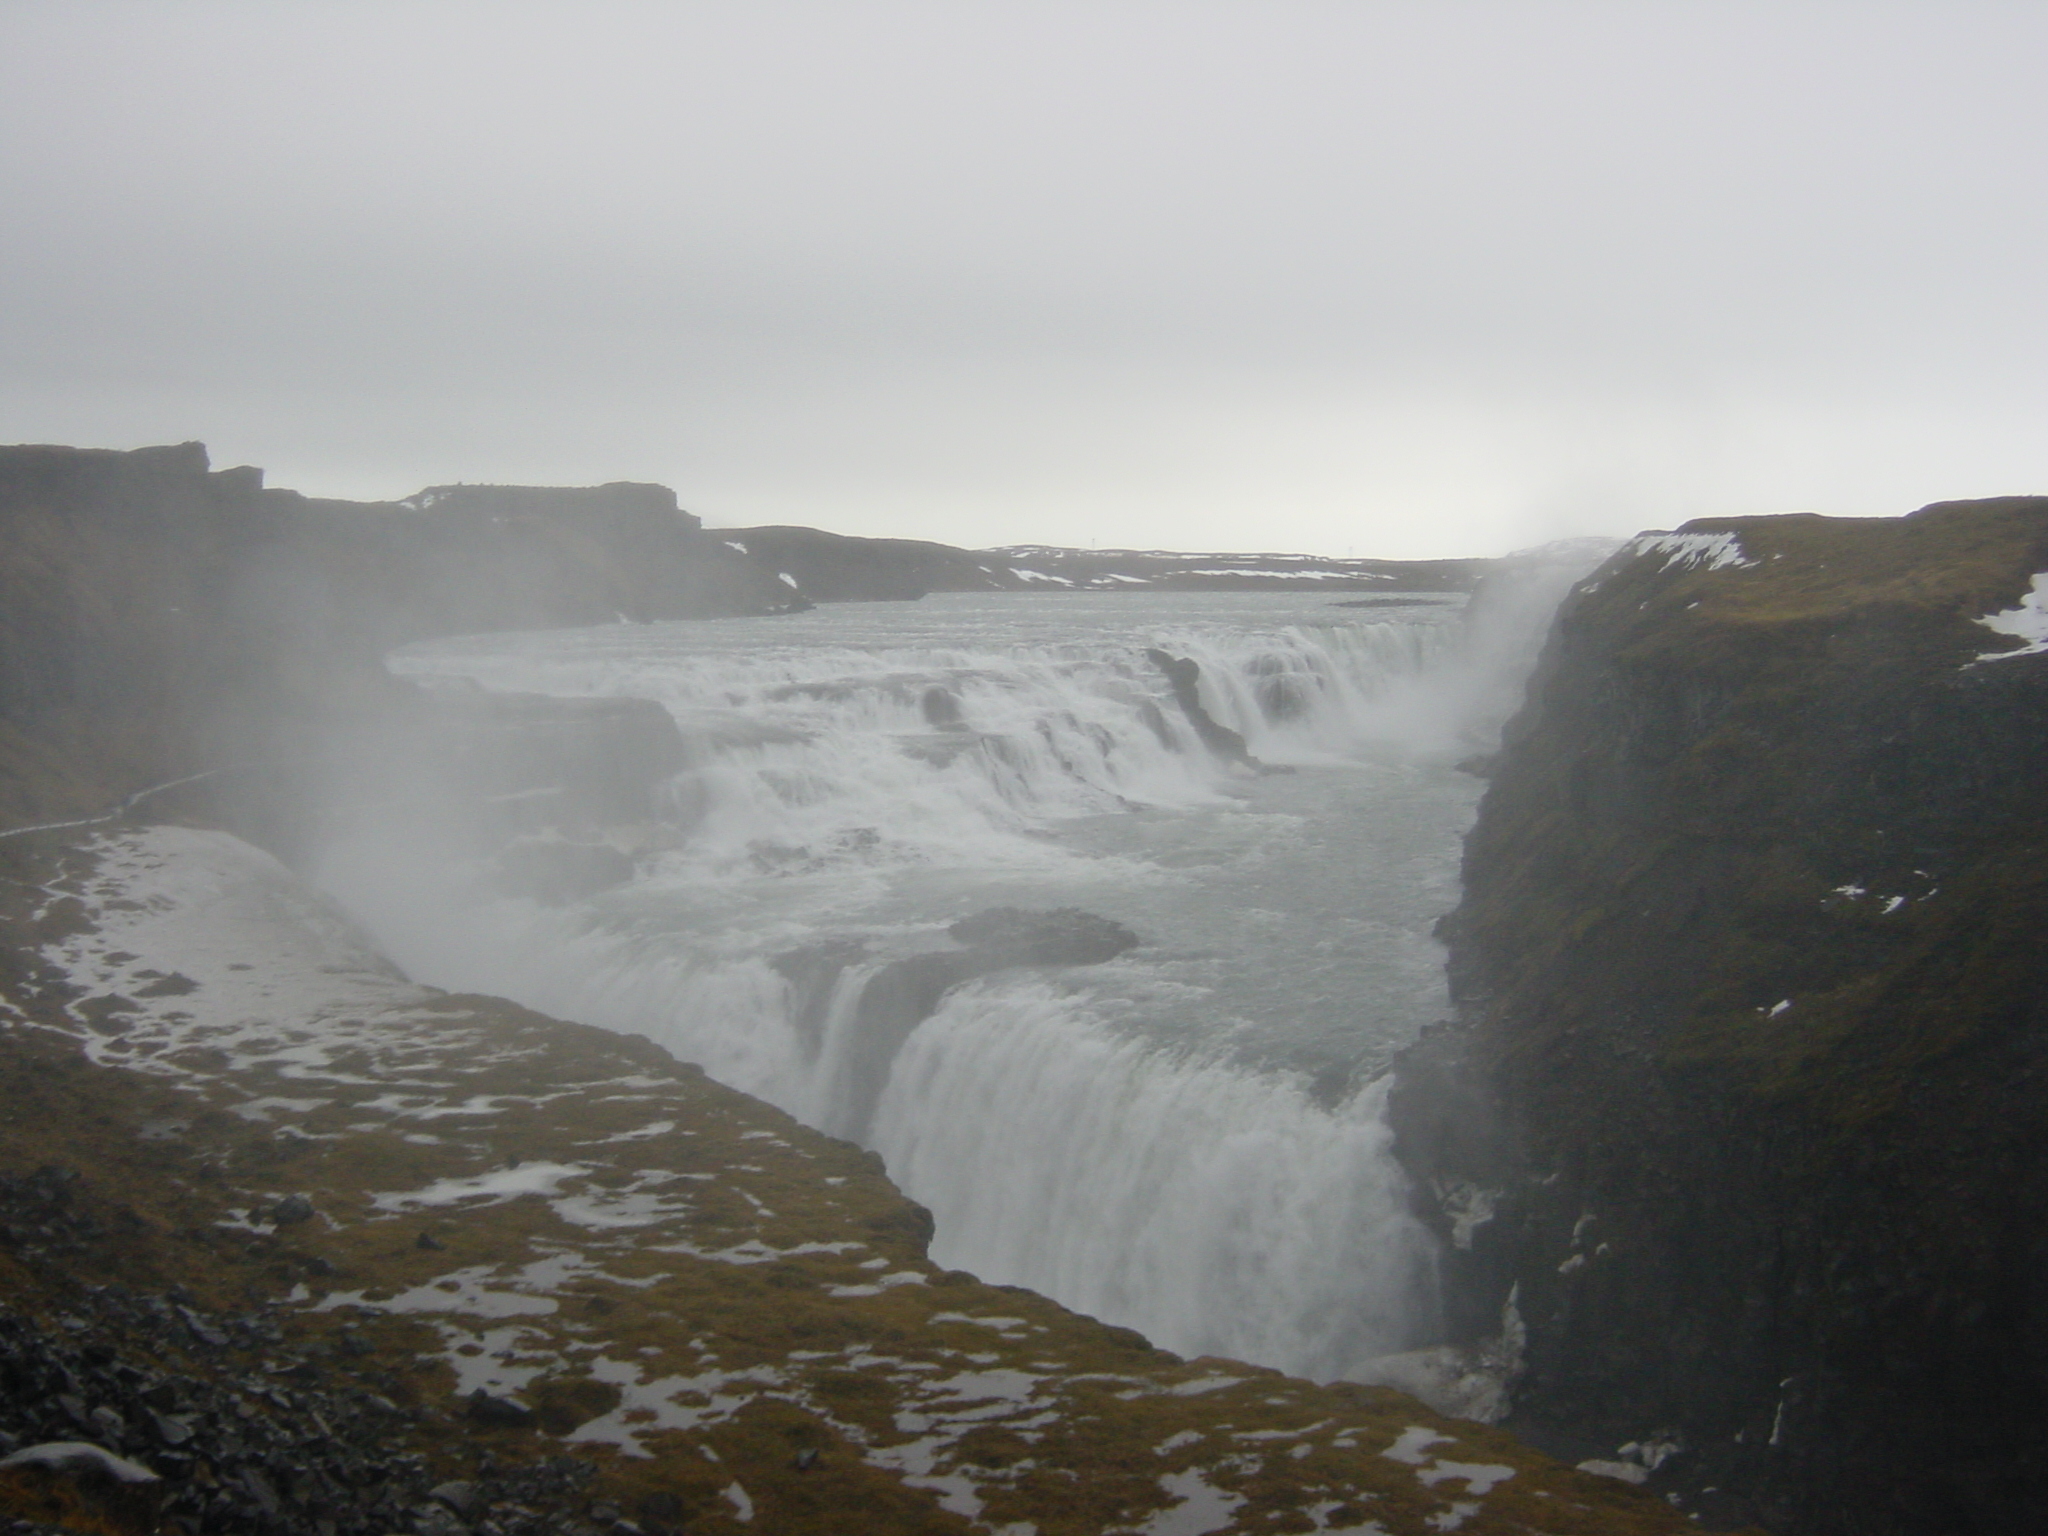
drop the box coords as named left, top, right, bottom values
left=0, top=825, right=1693, bottom=1536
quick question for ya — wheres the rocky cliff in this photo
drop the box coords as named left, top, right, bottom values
left=0, top=444, right=802, bottom=830
left=1391, top=500, right=2048, bottom=1533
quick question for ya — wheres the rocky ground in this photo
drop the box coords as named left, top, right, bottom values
left=0, top=824, right=1702, bottom=1536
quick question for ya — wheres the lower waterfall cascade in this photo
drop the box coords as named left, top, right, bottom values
left=317, top=566, right=1593, bottom=1384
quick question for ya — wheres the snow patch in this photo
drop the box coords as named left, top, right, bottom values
left=1415, top=1460, right=1515, bottom=1496
left=373, top=1162, right=589, bottom=1212
left=1166, top=1374, right=1244, bottom=1397
left=1381, top=1426, right=1452, bottom=1465
left=1626, top=531, right=1756, bottom=574
left=1973, top=572, right=2048, bottom=663
left=1127, top=1467, right=1247, bottom=1535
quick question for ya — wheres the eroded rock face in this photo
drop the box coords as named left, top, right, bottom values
left=1391, top=500, right=2048, bottom=1534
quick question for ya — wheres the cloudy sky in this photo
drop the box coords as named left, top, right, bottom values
left=3, top=2, right=2043, bottom=558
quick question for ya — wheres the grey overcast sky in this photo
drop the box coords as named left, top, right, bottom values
left=2, top=2, right=2044, bottom=558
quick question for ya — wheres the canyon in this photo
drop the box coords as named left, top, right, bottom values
left=10, top=439, right=2044, bottom=1534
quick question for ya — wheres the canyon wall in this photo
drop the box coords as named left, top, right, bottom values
left=0, top=443, right=797, bottom=829
left=1392, top=500, right=2048, bottom=1533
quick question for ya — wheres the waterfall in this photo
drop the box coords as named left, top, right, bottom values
left=319, top=579, right=1584, bottom=1380
left=872, top=980, right=1436, bottom=1378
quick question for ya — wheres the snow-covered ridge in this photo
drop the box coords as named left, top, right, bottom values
left=1624, top=531, right=1757, bottom=575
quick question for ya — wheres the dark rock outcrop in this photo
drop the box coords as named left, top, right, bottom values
left=1390, top=500, right=2048, bottom=1534
left=1144, top=649, right=1264, bottom=770
left=0, top=443, right=794, bottom=834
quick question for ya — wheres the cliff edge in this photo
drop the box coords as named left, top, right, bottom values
left=1392, top=500, right=2048, bottom=1533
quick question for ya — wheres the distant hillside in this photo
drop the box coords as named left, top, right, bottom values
left=0, top=440, right=1486, bottom=828
left=720, top=527, right=1491, bottom=599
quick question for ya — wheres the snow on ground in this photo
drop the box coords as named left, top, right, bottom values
left=1973, top=571, right=2048, bottom=663
left=3, top=826, right=1688, bottom=1535
left=1625, top=531, right=1757, bottom=574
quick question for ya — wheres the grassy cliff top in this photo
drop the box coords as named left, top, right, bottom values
left=1571, top=498, right=2048, bottom=663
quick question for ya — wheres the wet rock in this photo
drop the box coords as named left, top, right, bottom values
left=829, top=907, right=1142, bottom=1140
left=920, top=686, right=967, bottom=730
left=1396, top=498, right=2048, bottom=1532
left=768, top=938, right=870, bottom=1058
left=430, top=1480, right=479, bottom=1516
left=0, top=1283, right=571, bottom=1536
left=411, top=1499, right=468, bottom=1536
left=946, top=906, right=1140, bottom=967
left=1137, top=699, right=1178, bottom=750
left=0, top=1441, right=163, bottom=1534
left=271, top=1193, right=316, bottom=1227
left=0, top=1442, right=157, bottom=1484
left=1143, top=648, right=1263, bottom=770
left=465, top=1391, right=535, bottom=1429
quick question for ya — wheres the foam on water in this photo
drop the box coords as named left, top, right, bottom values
left=320, top=574, right=1590, bottom=1380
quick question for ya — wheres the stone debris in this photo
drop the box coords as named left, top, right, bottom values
left=0, top=1281, right=596, bottom=1536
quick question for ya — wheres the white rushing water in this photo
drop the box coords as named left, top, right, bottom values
left=318, top=566, right=1588, bottom=1383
